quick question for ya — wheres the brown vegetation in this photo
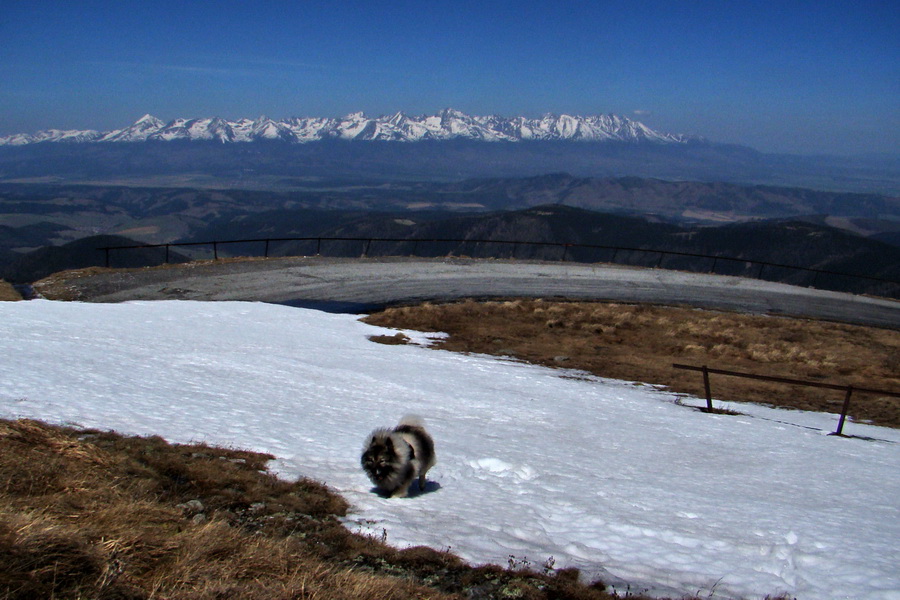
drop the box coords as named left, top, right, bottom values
left=33, top=259, right=275, bottom=302
left=1, top=418, right=674, bottom=600
left=364, top=299, right=900, bottom=428
left=0, top=280, right=21, bottom=301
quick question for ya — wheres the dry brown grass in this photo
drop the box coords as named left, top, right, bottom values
left=364, top=299, right=900, bottom=428
left=2, top=417, right=666, bottom=600
left=0, top=280, right=22, bottom=302
left=31, top=267, right=119, bottom=301
left=369, top=332, right=413, bottom=345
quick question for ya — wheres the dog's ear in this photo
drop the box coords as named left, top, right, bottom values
left=385, top=437, right=394, bottom=452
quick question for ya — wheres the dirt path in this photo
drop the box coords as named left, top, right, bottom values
left=34, top=256, right=900, bottom=329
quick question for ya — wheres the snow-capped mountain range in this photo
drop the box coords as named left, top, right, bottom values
left=0, top=109, right=693, bottom=146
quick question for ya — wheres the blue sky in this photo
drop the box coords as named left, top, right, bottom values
left=1, top=0, right=897, bottom=154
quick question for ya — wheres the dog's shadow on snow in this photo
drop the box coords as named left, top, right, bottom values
left=369, top=480, right=442, bottom=498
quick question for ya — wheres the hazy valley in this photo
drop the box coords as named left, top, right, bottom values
left=2, top=113, right=898, bottom=296
left=2, top=176, right=899, bottom=299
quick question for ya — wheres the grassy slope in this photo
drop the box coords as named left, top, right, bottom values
left=1, top=418, right=655, bottom=600
left=364, top=299, right=900, bottom=429
left=0, top=280, right=21, bottom=301
left=5, top=295, right=890, bottom=598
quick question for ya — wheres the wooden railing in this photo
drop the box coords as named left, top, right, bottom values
left=673, top=363, right=900, bottom=436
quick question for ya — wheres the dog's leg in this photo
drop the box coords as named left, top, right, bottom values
left=391, top=475, right=412, bottom=497
left=418, top=462, right=433, bottom=491
left=391, top=464, right=415, bottom=498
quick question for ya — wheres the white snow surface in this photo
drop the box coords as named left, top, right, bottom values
left=2, top=300, right=898, bottom=600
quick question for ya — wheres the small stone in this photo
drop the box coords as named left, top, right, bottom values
left=178, top=499, right=204, bottom=513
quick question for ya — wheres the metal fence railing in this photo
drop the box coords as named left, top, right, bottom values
left=98, top=235, right=900, bottom=298
left=673, top=363, right=900, bottom=436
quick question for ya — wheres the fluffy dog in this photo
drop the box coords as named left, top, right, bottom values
left=361, top=415, right=435, bottom=498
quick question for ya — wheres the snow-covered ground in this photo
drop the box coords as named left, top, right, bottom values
left=2, top=300, right=898, bottom=600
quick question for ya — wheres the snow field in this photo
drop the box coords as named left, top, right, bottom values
left=1, top=300, right=898, bottom=600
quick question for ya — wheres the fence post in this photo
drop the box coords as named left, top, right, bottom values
left=834, top=386, right=854, bottom=436
left=702, top=365, right=713, bottom=411
left=95, top=238, right=898, bottom=295
left=810, top=270, right=820, bottom=289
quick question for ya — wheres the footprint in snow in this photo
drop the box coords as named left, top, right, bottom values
left=469, top=458, right=538, bottom=481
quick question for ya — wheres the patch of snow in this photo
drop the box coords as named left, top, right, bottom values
left=1, top=300, right=897, bottom=600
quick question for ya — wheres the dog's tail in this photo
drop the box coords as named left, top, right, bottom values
left=398, top=414, right=426, bottom=428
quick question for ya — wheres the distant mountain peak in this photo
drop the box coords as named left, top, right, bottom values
left=135, top=113, right=163, bottom=125
left=0, top=110, right=696, bottom=146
